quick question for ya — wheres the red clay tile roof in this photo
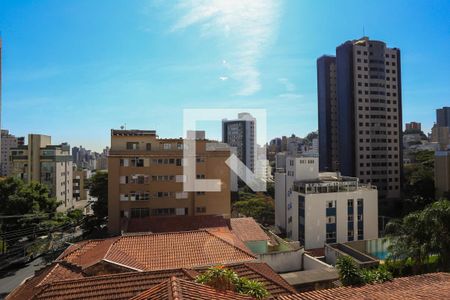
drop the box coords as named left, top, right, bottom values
left=230, top=217, right=270, bottom=242
left=277, top=272, right=450, bottom=300
left=129, top=276, right=253, bottom=300
left=105, top=230, right=256, bottom=271
left=57, top=238, right=120, bottom=269
left=10, top=262, right=293, bottom=300
left=6, top=262, right=85, bottom=300
left=57, top=229, right=256, bottom=272
left=33, top=269, right=193, bottom=300
left=125, top=215, right=228, bottom=233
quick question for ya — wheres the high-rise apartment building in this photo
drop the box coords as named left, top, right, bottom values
left=317, top=55, right=338, bottom=172
left=10, top=134, right=73, bottom=211
left=318, top=37, right=403, bottom=207
left=0, top=130, right=24, bottom=177
left=436, top=107, right=450, bottom=128
left=222, top=113, right=256, bottom=171
left=275, top=155, right=378, bottom=249
left=108, top=129, right=232, bottom=235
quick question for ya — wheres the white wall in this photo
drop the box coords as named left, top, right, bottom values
left=303, top=253, right=333, bottom=270
left=258, top=248, right=304, bottom=273
left=300, top=188, right=378, bottom=250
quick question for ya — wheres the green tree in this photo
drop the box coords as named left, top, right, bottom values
left=83, top=172, right=108, bottom=235
left=265, top=182, right=275, bottom=199
left=234, top=194, right=274, bottom=225
left=402, top=150, right=435, bottom=215
left=0, top=177, right=60, bottom=217
left=386, top=199, right=450, bottom=272
left=88, top=171, right=108, bottom=220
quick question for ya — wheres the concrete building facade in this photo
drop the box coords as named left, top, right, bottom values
left=437, top=107, right=450, bottom=128
left=405, top=122, right=422, bottom=131
left=108, top=129, right=232, bottom=235
left=10, top=134, right=73, bottom=211
left=0, top=130, right=24, bottom=177
left=222, top=113, right=256, bottom=172
left=318, top=37, right=402, bottom=208
left=275, top=155, right=378, bottom=250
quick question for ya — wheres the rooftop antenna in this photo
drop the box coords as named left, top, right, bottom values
left=363, top=25, right=365, bottom=37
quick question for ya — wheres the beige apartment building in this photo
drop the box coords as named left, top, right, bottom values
left=1, top=129, right=24, bottom=177
left=108, top=129, right=231, bottom=235
left=10, top=134, right=73, bottom=211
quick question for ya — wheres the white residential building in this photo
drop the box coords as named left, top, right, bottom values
left=275, top=155, right=378, bottom=250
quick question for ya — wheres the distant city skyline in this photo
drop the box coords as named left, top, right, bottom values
left=0, top=0, right=449, bottom=151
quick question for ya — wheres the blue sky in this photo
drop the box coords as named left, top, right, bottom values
left=0, top=0, right=449, bottom=151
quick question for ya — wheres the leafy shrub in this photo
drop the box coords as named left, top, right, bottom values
left=336, top=256, right=393, bottom=286
left=336, top=256, right=364, bottom=286
left=195, top=266, right=270, bottom=299
left=361, top=266, right=393, bottom=284
left=236, top=277, right=270, bottom=299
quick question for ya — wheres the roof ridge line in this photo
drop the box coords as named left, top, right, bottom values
left=103, top=236, right=121, bottom=259
left=205, top=229, right=257, bottom=259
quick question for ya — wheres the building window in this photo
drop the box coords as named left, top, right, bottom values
left=163, top=143, right=172, bottom=150
left=357, top=199, right=363, bottom=207
left=196, top=207, right=206, bottom=213
left=326, top=200, right=336, bottom=208
left=126, top=142, right=139, bottom=150
left=326, top=232, right=336, bottom=239
left=146, top=143, right=152, bottom=151
left=130, top=208, right=149, bottom=218
left=327, top=216, right=336, bottom=224
left=347, top=199, right=354, bottom=208
left=150, top=208, right=175, bottom=216
left=348, top=214, right=354, bottom=222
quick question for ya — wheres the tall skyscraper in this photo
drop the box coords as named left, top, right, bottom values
left=318, top=37, right=403, bottom=207
left=317, top=55, right=338, bottom=171
left=222, top=113, right=256, bottom=171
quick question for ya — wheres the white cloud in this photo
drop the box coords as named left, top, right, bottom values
left=219, top=76, right=229, bottom=81
left=170, top=0, right=280, bottom=96
left=278, top=77, right=296, bottom=92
